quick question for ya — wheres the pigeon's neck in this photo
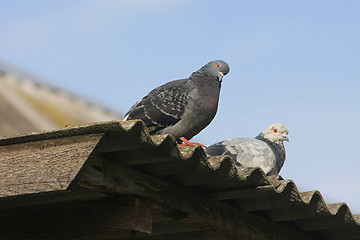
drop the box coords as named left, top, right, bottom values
left=191, top=71, right=221, bottom=87
left=190, top=72, right=221, bottom=108
left=255, top=134, right=286, bottom=174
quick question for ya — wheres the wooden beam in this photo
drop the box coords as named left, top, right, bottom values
left=78, top=157, right=316, bottom=240
left=0, top=188, right=106, bottom=210
left=124, top=230, right=228, bottom=240
left=0, top=133, right=103, bottom=197
left=0, top=196, right=152, bottom=239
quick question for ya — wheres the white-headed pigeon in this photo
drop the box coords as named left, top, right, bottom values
left=123, top=60, right=230, bottom=146
left=204, top=123, right=289, bottom=175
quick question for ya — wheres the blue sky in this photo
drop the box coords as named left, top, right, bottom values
left=1, top=1, right=360, bottom=213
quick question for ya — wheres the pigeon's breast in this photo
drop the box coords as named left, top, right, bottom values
left=196, top=81, right=220, bottom=111
left=158, top=86, right=219, bottom=140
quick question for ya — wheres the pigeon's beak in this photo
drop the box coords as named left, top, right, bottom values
left=218, top=72, right=224, bottom=82
left=283, top=136, right=289, bottom=142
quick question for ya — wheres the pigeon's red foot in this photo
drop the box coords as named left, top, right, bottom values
left=179, top=137, right=206, bottom=147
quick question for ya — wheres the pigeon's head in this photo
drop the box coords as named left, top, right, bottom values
left=198, top=60, right=230, bottom=82
left=261, top=123, right=289, bottom=144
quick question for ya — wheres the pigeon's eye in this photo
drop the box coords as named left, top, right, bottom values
left=273, top=129, right=278, bottom=133
left=216, top=64, right=220, bottom=68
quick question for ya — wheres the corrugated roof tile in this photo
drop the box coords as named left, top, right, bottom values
left=1, top=120, right=360, bottom=239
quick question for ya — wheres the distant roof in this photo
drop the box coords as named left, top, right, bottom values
left=0, top=60, right=122, bottom=136
left=1, top=120, right=359, bottom=239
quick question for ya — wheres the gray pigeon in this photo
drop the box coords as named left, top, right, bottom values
left=204, top=123, right=289, bottom=175
left=123, top=60, right=230, bottom=145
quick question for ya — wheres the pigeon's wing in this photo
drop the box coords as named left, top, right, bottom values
left=204, top=141, right=239, bottom=163
left=204, top=139, right=250, bottom=168
left=123, top=78, right=193, bottom=134
left=229, top=138, right=276, bottom=174
left=206, top=138, right=276, bottom=174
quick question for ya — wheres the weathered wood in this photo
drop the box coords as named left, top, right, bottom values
left=0, top=188, right=106, bottom=210
left=0, top=133, right=103, bottom=197
left=124, top=230, right=227, bottom=240
left=210, top=185, right=276, bottom=200
left=0, top=196, right=152, bottom=239
left=78, top=157, right=316, bottom=240
left=310, top=227, right=360, bottom=240
left=151, top=219, right=200, bottom=235
left=0, top=120, right=133, bottom=146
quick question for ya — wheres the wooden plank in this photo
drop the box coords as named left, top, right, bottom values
left=0, top=188, right=106, bottom=210
left=210, top=185, right=276, bottom=200
left=78, top=157, right=317, bottom=240
left=0, top=120, right=127, bottom=146
left=309, top=227, right=360, bottom=240
left=0, top=196, right=152, bottom=240
left=0, top=133, right=103, bottom=197
left=213, top=181, right=302, bottom=212
left=124, top=230, right=227, bottom=240
left=151, top=219, right=200, bottom=235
